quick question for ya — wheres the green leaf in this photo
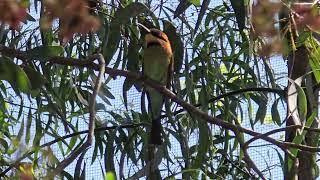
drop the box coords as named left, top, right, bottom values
left=163, top=20, right=184, bottom=72
left=23, top=66, right=47, bottom=96
left=105, top=172, right=116, bottom=180
left=188, top=0, right=200, bottom=6
left=255, top=102, right=267, bottom=124
left=66, top=133, right=78, bottom=155
left=0, top=138, right=8, bottom=151
left=26, top=46, right=64, bottom=61
left=122, top=78, right=134, bottom=110
left=174, top=0, right=192, bottom=18
left=25, top=108, right=32, bottom=144
left=192, top=120, right=209, bottom=170
left=0, top=58, right=32, bottom=93
left=74, top=150, right=88, bottom=179
left=20, top=0, right=30, bottom=7
left=309, top=47, right=320, bottom=83
left=194, top=0, right=211, bottom=35
left=271, top=98, right=282, bottom=125
left=62, top=171, right=73, bottom=180
left=297, top=85, right=307, bottom=121
left=32, top=115, right=42, bottom=146
left=17, top=116, right=25, bottom=141
left=104, top=130, right=116, bottom=174
left=288, top=111, right=317, bottom=170
left=127, top=28, right=140, bottom=73
left=103, top=2, right=150, bottom=65
left=230, top=0, right=246, bottom=31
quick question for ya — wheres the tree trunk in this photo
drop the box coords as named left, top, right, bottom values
left=283, top=1, right=320, bottom=178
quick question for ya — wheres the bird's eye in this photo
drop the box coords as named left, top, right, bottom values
left=150, top=30, right=167, bottom=42
left=151, top=30, right=160, bottom=37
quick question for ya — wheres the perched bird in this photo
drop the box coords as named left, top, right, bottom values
left=143, top=28, right=173, bottom=145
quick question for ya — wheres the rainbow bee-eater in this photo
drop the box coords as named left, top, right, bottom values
left=143, top=27, right=173, bottom=145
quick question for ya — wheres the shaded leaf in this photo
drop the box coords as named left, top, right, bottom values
left=25, top=108, right=32, bottom=144
left=309, top=45, right=320, bottom=83
left=122, top=78, right=134, bottom=110
left=194, top=0, right=211, bottom=35
left=174, top=0, right=192, bottom=18
left=163, top=20, right=184, bottom=72
left=271, top=98, right=281, bottom=125
left=26, top=46, right=64, bottom=61
left=288, top=111, right=317, bottom=170
left=255, top=102, right=267, bottom=124
left=25, top=13, right=36, bottom=22
left=192, top=120, right=209, bottom=170
left=0, top=57, right=32, bottom=93
left=62, top=171, right=73, bottom=180
left=297, top=84, right=307, bottom=121
left=230, top=0, right=246, bottom=31
left=103, top=2, right=150, bottom=65
left=74, top=150, right=88, bottom=179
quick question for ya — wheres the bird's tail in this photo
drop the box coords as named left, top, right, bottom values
left=147, top=89, right=164, bottom=145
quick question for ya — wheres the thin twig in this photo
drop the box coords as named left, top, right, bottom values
left=160, top=87, right=285, bottom=119
left=46, top=54, right=105, bottom=178
left=244, top=125, right=301, bottom=148
left=233, top=130, right=265, bottom=179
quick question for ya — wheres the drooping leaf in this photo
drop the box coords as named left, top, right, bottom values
left=25, top=108, right=32, bottom=144
left=25, top=13, right=36, bottom=22
left=0, top=57, right=32, bottom=93
left=127, top=29, right=140, bottom=73
left=255, top=102, right=267, bottom=124
left=296, top=84, right=307, bottom=121
left=32, top=115, right=42, bottom=146
left=174, top=0, right=192, bottom=18
left=26, top=46, right=64, bottom=61
left=308, top=45, right=320, bottom=83
left=192, top=120, right=209, bottom=170
left=288, top=111, right=317, bottom=170
left=230, top=0, right=246, bottom=31
left=74, top=150, right=88, bottom=179
left=23, top=66, right=47, bottom=96
left=194, top=0, right=211, bottom=35
left=271, top=98, right=282, bottom=125
left=0, top=138, right=8, bottom=151
left=103, top=2, right=151, bottom=65
left=62, top=171, right=73, bottom=180
left=163, top=20, right=184, bottom=72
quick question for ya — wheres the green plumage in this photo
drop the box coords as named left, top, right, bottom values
left=143, top=43, right=172, bottom=145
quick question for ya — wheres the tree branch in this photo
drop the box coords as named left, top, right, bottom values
left=1, top=45, right=320, bottom=176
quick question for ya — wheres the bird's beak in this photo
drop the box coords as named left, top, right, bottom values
left=137, top=23, right=151, bottom=33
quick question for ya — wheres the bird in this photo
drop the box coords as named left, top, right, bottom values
left=142, top=27, right=173, bottom=145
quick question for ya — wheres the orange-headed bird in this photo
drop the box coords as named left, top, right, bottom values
left=143, top=28, right=173, bottom=145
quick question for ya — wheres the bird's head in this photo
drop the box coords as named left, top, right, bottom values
left=145, top=29, right=169, bottom=46
left=144, top=28, right=172, bottom=55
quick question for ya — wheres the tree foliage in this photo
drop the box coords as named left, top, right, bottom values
left=0, top=0, right=320, bottom=179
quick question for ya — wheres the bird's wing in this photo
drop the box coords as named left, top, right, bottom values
left=166, top=55, right=174, bottom=89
